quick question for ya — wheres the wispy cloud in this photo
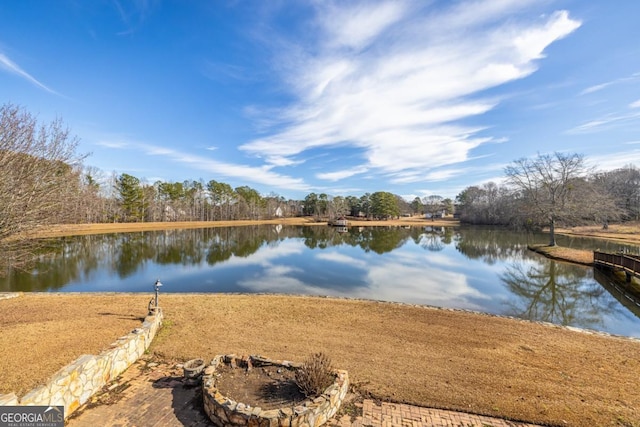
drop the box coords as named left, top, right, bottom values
left=580, top=82, right=613, bottom=96
left=96, top=139, right=130, bottom=149
left=588, top=149, right=640, bottom=171
left=580, top=72, right=640, bottom=95
left=316, top=1, right=406, bottom=51
left=241, top=1, right=581, bottom=184
left=0, top=53, right=58, bottom=94
left=570, top=74, right=640, bottom=134
left=145, top=144, right=311, bottom=190
left=111, top=0, right=156, bottom=35
left=567, top=111, right=640, bottom=134
left=97, top=138, right=310, bottom=190
left=316, top=166, right=369, bottom=181
left=202, top=61, right=256, bottom=83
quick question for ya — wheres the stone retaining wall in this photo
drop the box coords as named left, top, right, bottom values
left=202, top=354, right=349, bottom=427
left=0, top=307, right=163, bottom=418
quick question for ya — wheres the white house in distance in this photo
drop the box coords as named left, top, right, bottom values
left=425, top=210, right=445, bottom=219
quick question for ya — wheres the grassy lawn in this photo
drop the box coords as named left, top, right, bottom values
left=1, top=293, right=639, bottom=427
left=528, top=244, right=594, bottom=265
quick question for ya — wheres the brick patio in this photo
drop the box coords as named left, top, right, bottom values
left=67, top=358, right=542, bottom=427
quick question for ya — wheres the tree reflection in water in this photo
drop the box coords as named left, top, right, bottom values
left=501, top=259, right=619, bottom=330
left=1, top=225, right=639, bottom=337
left=410, top=226, right=449, bottom=252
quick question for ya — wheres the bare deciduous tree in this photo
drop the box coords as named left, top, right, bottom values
left=422, top=194, right=444, bottom=219
left=505, top=152, right=591, bottom=246
left=0, top=103, right=85, bottom=271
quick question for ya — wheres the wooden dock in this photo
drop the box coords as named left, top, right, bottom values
left=594, top=251, right=640, bottom=282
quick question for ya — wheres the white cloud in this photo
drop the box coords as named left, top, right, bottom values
left=96, top=139, right=130, bottom=149
left=567, top=111, right=640, bottom=134
left=580, top=72, right=640, bottom=95
left=141, top=144, right=311, bottom=190
left=95, top=138, right=311, bottom=191
left=316, top=166, right=369, bottom=181
left=0, top=52, right=58, bottom=95
left=241, top=2, right=581, bottom=183
left=316, top=1, right=407, bottom=51
left=423, top=168, right=467, bottom=182
left=588, top=150, right=640, bottom=171
left=265, top=155, right=305, bottom=168
left=581, top=82, right=613, bottom=95
left=570, top=75, right=640, bottom=134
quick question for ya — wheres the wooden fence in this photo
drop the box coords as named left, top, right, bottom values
left=594, top=251, right=640, bottom=281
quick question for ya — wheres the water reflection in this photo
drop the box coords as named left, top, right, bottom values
left=455, top=227, right=535, bottom=264
left=501, top=260, right=617, bottom=331
left=593, top=268, right=640, bottom=319
left=1, top=225, right=639, bottom=337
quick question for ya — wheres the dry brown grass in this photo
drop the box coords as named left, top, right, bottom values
left=557, top=222, right=640, bottom=245
left=26, top=216, right=458, bottom=239
left=528, top=244, right=595, bottom=265
left=0, top=293, right=149, bottom=396
left=1, top=293, right=639, bottom=426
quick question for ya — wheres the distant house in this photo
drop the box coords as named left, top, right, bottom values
left=274, top=206, right=283, bottom=217
left=426, top=211, right=445, bottom=219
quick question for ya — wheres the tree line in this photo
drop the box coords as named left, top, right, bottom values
left=456, top=152, right=638, bottom=245
left=2, top=103, right=639, bottom=269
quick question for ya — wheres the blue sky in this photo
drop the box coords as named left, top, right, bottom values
left=1, top=1, right=639, bottom=201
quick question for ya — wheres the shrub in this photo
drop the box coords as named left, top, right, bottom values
left=295, top=352, right=334, bottom=397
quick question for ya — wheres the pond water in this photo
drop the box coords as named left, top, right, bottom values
left=2, top=225, right=640, bottom=338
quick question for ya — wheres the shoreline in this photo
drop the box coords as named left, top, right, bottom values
left=26, top=219, right=640, bottom=269
left=24, top=218, right=640, bottom=245
left=26, top=216, right=459, bottom=238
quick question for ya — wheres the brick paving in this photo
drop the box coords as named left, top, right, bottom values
left=67, top=357, right=543, bottom=427
left=329, top=401, right=542, bottom=427
left=67, top=358, right=211, bottom=427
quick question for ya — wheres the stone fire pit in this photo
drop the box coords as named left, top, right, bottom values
left=201, top=354, right=349, bottom=427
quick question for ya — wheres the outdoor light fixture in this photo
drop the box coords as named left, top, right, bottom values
left=154, top=279, right=163, bottom=308
left=149, top=279, right=163, bottom=314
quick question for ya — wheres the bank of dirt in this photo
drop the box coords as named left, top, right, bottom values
left=1, top=293, right=639, bottom=427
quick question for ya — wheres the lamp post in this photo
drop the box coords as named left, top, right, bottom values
left=154, top=279, right=163, bottom=310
